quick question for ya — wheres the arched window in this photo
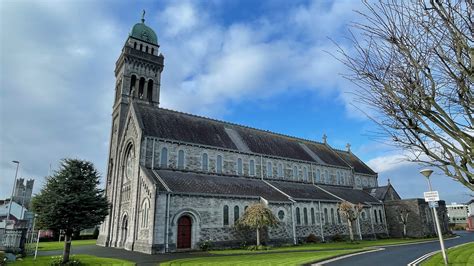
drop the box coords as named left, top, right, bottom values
left=134, top=42, right=137, bottom=49
left=324, top=208, right=328, bottom=225
left=361, top=211, right=366, bottom=220
left=140, top=43, right=143, bottom=51
left=178, top=150, right=185, bottom=169
left=330, top=208, right=335, bottom=224
left=379, top=210, right=383, bottom=224
left=303, top=207, right=308, bottom=225
left=237, top=158, right=243, bottom=175
left=337, top=211, right=341, bottom=224
left=146, top=46, right=149, bottom=53
left=147, top=79, right=153, bottom=101
left=324, top=170, right=329, bottom=183
left=316, top=169, right=321, bottom=183
left=303, top=167, right=308, bottom=182
left=216, top=155, right=223, bottom=174
left=296, top=207, right=301, bottom=225
left=141, top=199, right=149, bottom=228
left=151, top=47, right=154, bottom=55
left=130, top=75, right=137, bottom=95
left=138, top=77, right=145, bottom=98
left=311, top=208, right=315, bottom=225
left=234, top=206, right=239, bottom=223
left=266, top=161, right=272, bottom=177
left=125, top=145, right=134, bottom=179
left=249, top=159, right=255, bottom=176
left=223, top=205, right=229, bottom=225
left=374, top=209, right=378, bottom=223
left=293, top=166, right=298, bottom=180
left=277, top=163, right=283, bottom=178
left=202, top=153, right=208, bottom=171
left=160, top=147, right=168, bottom=167
left=244, top=206, right=248, bottom=211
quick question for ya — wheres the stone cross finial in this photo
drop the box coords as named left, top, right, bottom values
left=322, top=134, right=327, bottom=144
left=388, top=178, right=391, bottom=185
left=346, top=143, right=351, bottom=152
left=141, top=9, right=146, bottom=23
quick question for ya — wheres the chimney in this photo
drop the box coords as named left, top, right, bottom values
left=322, top=134, right=327, bottom=144
left=346, top=143, right=351, bottom=153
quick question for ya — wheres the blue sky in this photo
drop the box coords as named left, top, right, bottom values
left=0, top=0, right=471, bottom=204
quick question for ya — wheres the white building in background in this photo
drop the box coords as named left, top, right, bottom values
left=446, top=203, right=469, bottom=226
left=0, top=200, right=28, bottom=228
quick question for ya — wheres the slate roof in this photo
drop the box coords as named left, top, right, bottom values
left=134, top=103, right=375, bottom=174
left=151, top=169, right=291, bottom=202
left=334, top=150, right=376, bottom=175
left=363, top=186, right=389, bottom=201
left=269, top=181, right=339, bottom=201
left=318, top=185, right=381, bottom=204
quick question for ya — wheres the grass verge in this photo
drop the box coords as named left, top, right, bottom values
left=210, top=237, right=437, bottom=255
left=161, top=249, right=365, bottom=266
left=32, top=239, right=97, bottom=251
left=10, top=254, right=134, bottom=265
left=421, top=242, right=474, bottom=266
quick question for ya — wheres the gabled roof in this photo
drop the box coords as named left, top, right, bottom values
left=134, top=103, right=375, bottom=174
left=150, top=169, right=292, bottom=202
left=268, top=181, right=339, bottom=201
left=318, top=185, right=381, bottom=204
left=364, top=186, right=390, bottom=201
left=334, top=150, right=376, bottom=175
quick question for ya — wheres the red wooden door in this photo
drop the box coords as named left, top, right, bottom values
left=177, top=216, right=192, bottom=249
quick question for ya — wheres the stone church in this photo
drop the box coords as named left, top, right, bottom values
left=97, top=17, right=390, bottom=254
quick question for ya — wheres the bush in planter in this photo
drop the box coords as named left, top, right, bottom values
left=306, top=233, right=321, bottom=243
left=199, top=239, right=213, bottom=251
left=331, top=234, right=345, bottom=242
left=50, top=256, right=82, bottom=265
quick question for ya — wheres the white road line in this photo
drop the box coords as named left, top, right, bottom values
left=311, top=248, right=384, bottom=266
left=408, top=241, right=473, bottom=266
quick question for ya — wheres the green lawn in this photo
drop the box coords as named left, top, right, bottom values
left=10, top=254, right=134, bottom=265
left=421, top=242, right=474, bottom=266
left=210, top=237, right=437, bottom=255
left=34, top=239, right=97, bottom=251
left=161, top=249, right=364, bottom=266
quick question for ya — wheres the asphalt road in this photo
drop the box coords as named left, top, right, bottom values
left=324, top=231, right=474, bottom=266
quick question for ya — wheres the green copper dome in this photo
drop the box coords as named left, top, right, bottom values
left=129, top=20, right=158, bottom=45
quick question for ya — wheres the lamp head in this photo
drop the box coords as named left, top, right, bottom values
left=12, top=160, right=19, bottom=164
left=419, top=168, right=433, bottom=178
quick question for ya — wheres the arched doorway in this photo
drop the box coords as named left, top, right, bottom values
left=121, top=215, right=128, bottom=247
left=177, top=215, right=192, bottom=249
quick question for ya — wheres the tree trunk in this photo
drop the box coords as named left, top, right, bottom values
left=403, top=224, right=407, bottom=238
left=256, top=228, right=260, bottom=246
left=348, top=220, right=354, bottom=242
left=62, top=230, right=73, bottom=264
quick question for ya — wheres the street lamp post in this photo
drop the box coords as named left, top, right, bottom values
left=6, top=161, right=20, bottom=224
left=420, top=169, right=448, bottom=265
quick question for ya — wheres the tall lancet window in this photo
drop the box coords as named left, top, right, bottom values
left=125, top=145, right=134, bottom=179
left=216, top=155, right=223, bottom=174
left=249, top=159, right=255, bottom=176
left=202, top=153, right=208, bottom=171
left=237, top=158, right=243, bottom=175
left=178, top=150, right=185, bottom=169
left=160, top=147, right=168, bottom=168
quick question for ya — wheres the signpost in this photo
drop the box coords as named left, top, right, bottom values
left=424, top=191, right=440, bottom=202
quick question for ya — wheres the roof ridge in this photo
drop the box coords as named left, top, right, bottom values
left=142, top=104, right=328, bottom=146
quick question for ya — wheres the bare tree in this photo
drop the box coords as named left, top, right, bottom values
left=337, top=0, right=473, bottom=190
left=338, top=201, right=364, bottom=242
left=399, top=208, right=410, bottom=238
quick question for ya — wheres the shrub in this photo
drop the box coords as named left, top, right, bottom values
left=331, top=234, right=345, bottom=242
left=50, top=256, right=82, bottom=265
left=246, top=245, right=271, bottom=251
left=199, top=240, right=213, bottom=251
left=240, top=241, right=248, bottom=249
left=0, top=251, right=5, bottom=264
left=306, top=233, right=320, bottom=243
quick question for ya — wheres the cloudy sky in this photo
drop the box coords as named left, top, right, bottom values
left=0, top=0, right=471, bottom=204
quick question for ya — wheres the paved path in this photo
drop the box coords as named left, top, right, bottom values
left=324, top=231, right=474, bottom=266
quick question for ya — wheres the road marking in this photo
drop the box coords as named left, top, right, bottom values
left=407, top=241, right=473, bottom=266
left=311, top=248, right=384, bottom=266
